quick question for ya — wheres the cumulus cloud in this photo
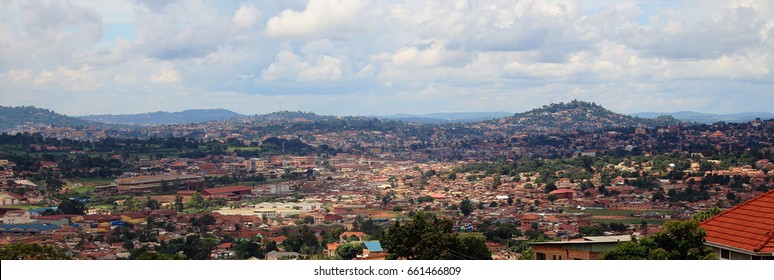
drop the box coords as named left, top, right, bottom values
left=262, top=50, right=343, bottom=81
left=150, top=66, right=181, bottom=84
left=265, top=0, right=372, bottom=38
left=233, top=3, right=262, bottom=29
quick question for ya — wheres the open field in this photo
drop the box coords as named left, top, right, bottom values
left=564, top=208, right=674, bottom=216
left=592, top=218, right=669, bottom=225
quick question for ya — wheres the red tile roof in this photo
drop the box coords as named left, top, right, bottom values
left=202, top=185, right=251, bottom=196
left=700, top=190, right=774, bottom=253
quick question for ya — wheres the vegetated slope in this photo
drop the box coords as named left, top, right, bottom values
left=0, top=106, right=101, bottom=132
left=81, top=109, right=245, bottom=125
left=497, top=100, right=680, bottom=132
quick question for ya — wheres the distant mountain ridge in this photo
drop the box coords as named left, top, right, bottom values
left=497, top=100, right=681, bottom=132
left=81, top=109, right=245, bottom=125
left=631, top=111, right=774, bottom=124
left=0, top=106, right=103, bottom=132
left=378, top=112, right=512, bottom=123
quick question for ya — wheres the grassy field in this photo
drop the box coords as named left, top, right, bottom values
left=226, top=146, right=263, bottom=152
left=564, top=208, right=674, bottom=216
left=592, top=218, right=670, bottom=225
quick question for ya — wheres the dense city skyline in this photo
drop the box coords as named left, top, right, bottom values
left=1, top=1, right=772, bottom=115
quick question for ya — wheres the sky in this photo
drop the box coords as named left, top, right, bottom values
left=0, top=0, right=772, bottom=116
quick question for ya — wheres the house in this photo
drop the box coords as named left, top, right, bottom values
left=120, top=211, right=149, bottom=224
left=549, top=189, right=576, bottom=199
left=358, top=241, right=387, bottom=260
left=531, top=235, right=633, bottom=260
left=326, top=242, right=341, bottom=257
left=201, top=185, right=252, bottom=201
left=0, top=192, right=28, bottom=205
left=700, top=190, right=774, bottom=260
left=2, top=210, right=31, bottom=224
left=340, top=231, right=367, bottom=242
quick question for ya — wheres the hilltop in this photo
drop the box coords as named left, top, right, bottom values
left=80, top=109, right=245, bottom=125
left=0, top=106, right=103, bottom=132
left=496, top=100, right=680, bottom=132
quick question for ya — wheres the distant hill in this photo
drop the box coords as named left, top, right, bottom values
left=378, top=112, right=512, bottom=123
left=0, top=106, right=102, bottom=132
left=247, top=111, right=331, bottom=122
left=496, top=100, right=680, bottom=132
left=631, top=111, right=774, bottom=124
left=81, top=109, right=245, bottom=125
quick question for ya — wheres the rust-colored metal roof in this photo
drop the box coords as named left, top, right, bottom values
left=700, top=190, right=774, bottom=253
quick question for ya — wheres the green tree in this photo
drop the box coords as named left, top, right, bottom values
left=302, top=215, right=315, bottom=224
left=145, top=197, right=160, bottom=210
left=382, top=211, right=491, bottom=260
left=135, top=251, right=186, bottom=260
left=174, top=195, right=184, bottom=212
left=283, top=226, right=321, bottom=254
left=336, top=242, right=363, bottom=260
left=601, top=220, right=715, bottom=260
left=58, top=199, right=86, bottom=215
left=233, top=240, right=264, bottom=259
left=191, top=214, right=216, bottom=230
left=459, top=199, right=473, bottom=216
left=0, top=243, right=71, bottom=260
left=45, top=178, right=65, bottom=195
left=692, top=207, right=722, bottom=222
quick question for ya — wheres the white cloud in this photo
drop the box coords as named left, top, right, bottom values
left=233, top=3, right=262, bottom=29
left=265, top=0, right=372, bottom=38
left=150, top=66, right=180, bottom=83
left=262, top=50, right=344, bottom=81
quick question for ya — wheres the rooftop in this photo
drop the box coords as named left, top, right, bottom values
left=700, top=190, right=774, bottom=254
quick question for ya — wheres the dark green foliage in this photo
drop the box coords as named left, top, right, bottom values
left=482, top=222, right=521, bottom=243
left=0, top=243, right=71, bottom=260
left=283, top=226, right=321, bottom=254
left=459, top=198, right=473, bottom=216
left=58, top=198, right=86, bottom=214
left=154, top=235, right=218, bottom=260
left=134, top=251, right=187, bottom=260
left=382, top=212, right=491, bottom=260
left=601, top=220, right=715, bottom=260
left=233, top=240, right=264, bottom=259
left=335, top=242, right=363, bottom=260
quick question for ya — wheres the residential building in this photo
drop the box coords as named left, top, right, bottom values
left=531, top=235, right=633, bottom=260
left=700, top=190, right=774, bottom=260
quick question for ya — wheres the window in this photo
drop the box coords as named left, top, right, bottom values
left=720, top=249, right=730, bottom=259
left=536, top=253, right=546, bottom=260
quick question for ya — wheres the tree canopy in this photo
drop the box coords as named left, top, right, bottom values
left=58, top=198, right=86, bottom=215
left=381, top=211, right=491, bottom=260
left=0, top=243, right=71, bottom=260
left=600, top=220, right=715, bottom=260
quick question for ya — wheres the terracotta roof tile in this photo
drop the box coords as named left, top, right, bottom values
left=700, top=190, right=774, bottom=253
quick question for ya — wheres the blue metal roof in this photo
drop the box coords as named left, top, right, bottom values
left=28, top=207, right=58, bottom=214
left=0, top=224, right=61, bottom=232
left=363, top=241, right=384, bottom=252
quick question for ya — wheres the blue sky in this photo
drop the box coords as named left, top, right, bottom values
left=1, top=0, right=772, bottom=116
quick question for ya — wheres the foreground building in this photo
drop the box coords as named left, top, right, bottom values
left=700, top=190, right=774, bottom=260
left=531, top=235, right=633, bottom=260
